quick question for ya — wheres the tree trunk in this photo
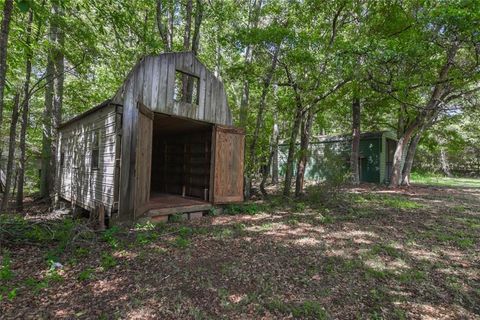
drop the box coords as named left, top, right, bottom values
left=350, top=97, right=361, bottom=185
left=271, top=122, right=279, bottom=185
left=156, top=0, right=171, bottom=51
left=397, top=104, right=406, bottom=139
left=248, top=45, right=279, bottom=173
left=51, top=5, right=64, bottom=202
left=401, top=120, right=430, bottom=186
left=40, top=58, right=54, bottom=199
left=1, top=92, right=20, bottom=212
left=295, top=108, right=314, bottom=196
left=389, top=123, right=418, bottom=187
left=191, top=0, right=203, bottom=55
left=16, top=10, right=34, bottom=212
left=440, top=148, right=452, bottom=177
left=183, top=0, right=193, bottom=50
left=238, top=0, right=262, bottom=128
left=259, top=144, right=274, bottom=196
left=283, top=105, right=303, bottom=197
left=0, top=0, right=14, bottom=142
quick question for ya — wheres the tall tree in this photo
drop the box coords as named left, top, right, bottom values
left=1, top=92, right=20, bottom=211
left=350, top=96, right=361, bottom=185
left=0, top=0, right=14, bottom=135
left=16, top=9, right=34, bottom=211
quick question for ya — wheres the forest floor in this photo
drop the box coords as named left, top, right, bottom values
left=1, top=181, right=479, bottom=319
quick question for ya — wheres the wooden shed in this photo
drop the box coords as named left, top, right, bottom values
left=57, top=52, right=244, bottom=225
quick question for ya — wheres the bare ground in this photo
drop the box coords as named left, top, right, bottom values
left=1, top=184, right=479, bottom=319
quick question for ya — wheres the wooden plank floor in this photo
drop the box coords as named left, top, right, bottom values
left=146, top=192, right=212, bottom=217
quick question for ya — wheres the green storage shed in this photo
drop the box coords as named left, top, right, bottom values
left=279, top=131, right=397, bottom=184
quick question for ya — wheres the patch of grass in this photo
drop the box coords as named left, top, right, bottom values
left=293, top=202, right=307, bottom=212
left=411, top=172, right=480, bottom=188
left=213, top=228, right=233, bottom=239
left=287, top=216, right=299, bottom=226
left=173, top=236, right=191, bottom=249
left=77, top=268, right=95, bottom=281
left=317, top=212, right=334, bottom=224
left=100, top=253, right=117, bottom=270
left=102, top=226, right=121, bottom=249
left=364, top=267, right=390, bottom=280
left=381, top=196, right=423, bottom=210
left=25, top=277, right=49, bottom=294
left=0, top=252, right=13, bottom=281
left=224, top=203, right=265, bottom=215
left=260, top=222, right=274, bottom=231
left=370, top=243, right=402, bottom=258
left=266, top=299, right=329, bottom=319
left=397, top=269, right=426, bottom=283
left=135, top=230, right=158, bottom=245
left=428, top=228, right=476, bottom=249
left=74, top=247, right=90, bottom=258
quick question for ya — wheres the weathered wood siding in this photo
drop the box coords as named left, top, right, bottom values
left=116, top=52, right=234, bottom=220
left=58, top=104, right=118, bottom=212
left=112, top=52, right=232, bottom=126
left=212, top=125, right=245, bottom=204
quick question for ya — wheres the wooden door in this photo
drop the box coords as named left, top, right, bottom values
left=212, top=125, right=245, bottom=204
left=134, top=102, right=153, bottom=217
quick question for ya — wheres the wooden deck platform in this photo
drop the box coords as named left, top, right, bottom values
left=145, top=193, right=212, bottom=218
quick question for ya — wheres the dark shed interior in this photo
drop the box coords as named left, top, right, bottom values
left=150, top=113, right=213, bottom=204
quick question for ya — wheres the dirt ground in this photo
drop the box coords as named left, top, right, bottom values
left=1, top=184, right=479, bottom=319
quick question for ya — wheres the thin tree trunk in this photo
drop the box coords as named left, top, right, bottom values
left=350, top=97, right=361, bottom=185
left=1, top=92, right=20, bottom=212
left=16, top=10, right=34, bottom=212
left=40, top=59, right=54, bottom=198
left=181, top=0, right=193, bottom=100
left=0, top=0, right=14, bottom=147
left=295, top=108, right=314, bottom=196
left=183, top=0, right=193, bottom=50
left=40, top=8, right=58, bottom=199
left=51, top=4, right=64, bottom=202
left=283, top=105, right=303, bottom=197
left=259, top=145, right=274, bottom=196
left=440, top=148, right=452, bottom=177
left=271, top=122, right=279, bottom=185
left=238, top=0, right=262, bottom=128
left=156, top=0, right=171, bottom=51
left=401, top=130, right=422, bottom=186
left=248, top=45, right=279, bottom=172
left=191, top=0, right=203, bottom=55
left=397, top=104, right=406, bottom=139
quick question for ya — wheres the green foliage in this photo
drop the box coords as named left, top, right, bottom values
left=370, top=243, right=402, bottom=258
left=173, top=236, right=191, bottom=249
left=100, top=253, right=117, bottom=271
left=102, top=226, right=121, bottom=249
left=0, top=252, right=13, bottom=281
left=266, top=299, right=329, bottom=319
left=223, top=203, right=265, bottom=215
left=77, top=268, right=95, bottom=281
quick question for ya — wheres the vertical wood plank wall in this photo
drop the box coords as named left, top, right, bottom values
left=134, top=103, right=153, bottom=218
left=212, top=125, right=245, bottom=204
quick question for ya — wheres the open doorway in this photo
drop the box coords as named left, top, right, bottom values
left=149, top=113, right=213, bottom=209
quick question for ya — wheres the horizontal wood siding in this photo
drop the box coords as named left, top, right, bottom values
left=58, top=104, right=118, bottom=212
